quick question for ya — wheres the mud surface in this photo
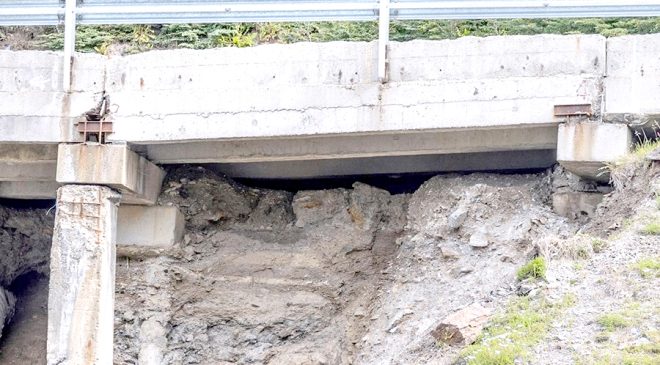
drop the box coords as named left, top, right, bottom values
left=113, top=167, right=578, bottom=364
left=0, top=163, right=656, bottom=364
left=0, top=204, right=52, bottom=357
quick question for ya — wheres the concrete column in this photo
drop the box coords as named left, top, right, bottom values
left=47, top=185, right=121, bottom=365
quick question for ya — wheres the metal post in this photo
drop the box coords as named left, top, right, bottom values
left=62, top=0, right=77, bottom=91
left=378, top=0, right=390, bottom=83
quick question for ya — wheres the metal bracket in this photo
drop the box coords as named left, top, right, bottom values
left=78, top=95, right=113, bottom=143
left=554, top=104, right=593, bottom=117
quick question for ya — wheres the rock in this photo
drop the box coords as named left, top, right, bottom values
left=440, top=245, right=461, bottom=260
left=447, top=207, right=468, bottom=230
left=386, top=310, right=414, bottom=333
left=469, top=231, right=490, bottom=248
left=0, top=287, right=16, bottom=340
left=646, top=146, right=660, bottom=160
left=430, top=303, right=492, bottom=346
left=516, top=279, right=539, bottom=296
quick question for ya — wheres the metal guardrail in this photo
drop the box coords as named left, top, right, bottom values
left=2, top=0, right=660, bottom=88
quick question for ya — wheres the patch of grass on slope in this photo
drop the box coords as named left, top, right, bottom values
left=633, top=257, right=660, bottom=278
left=606, top=139, right=660, bottom=190
left=459, top=295, right=575, bottom=365
left=516, top=257, right=546, bottom=281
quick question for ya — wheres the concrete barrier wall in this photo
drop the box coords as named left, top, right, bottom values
left=605, top=34, right=660, bottom=116
left=0, top=34, right=659, bottom=185
left=3, top=34, right=660, bottom=146
left=106, top=34, right=606, bottom=143
left=0, top=52, right=105, bottom=143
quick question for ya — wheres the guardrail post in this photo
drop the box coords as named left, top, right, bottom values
left=378, top=0, right=390, bottom=83
left=62, top=0, right=77, bottom=91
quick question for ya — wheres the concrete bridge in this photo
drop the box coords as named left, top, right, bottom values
left=1, top=33, right=659, bottom=364
left=3, top=33, right=658, bottom=203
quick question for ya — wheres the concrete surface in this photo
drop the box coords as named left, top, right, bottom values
left=116, top=205, right=184, bottom=257
left=56, top=144, right=165, bottom=205
left=106, top=35, right=603, bottom=144
left=552, top=191, right=605, bottom=219
left=0, top=144, right=57, bottom=182
left=0, top=181, right=59, bottom=200
left=0, top=34, right=656, bottom=188
left=557, top=122, right=632, bottom=181
left=47, top=185, right=120, bottom=365
left=605, top=34, right=660, bottom=116
left=0, top=51, right=104, bottom=144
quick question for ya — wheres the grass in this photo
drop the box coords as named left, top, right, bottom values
left=590, top=238, right=607, bottom=253
left=460, top=295, right=575, bottom=365
left=597, top=313, right=630, bottom=331
left=633, top=257, right=660, bottom=278
left=516, top=257, right=546, bottom=281
left=606, top=139, right=660, bottom=190
left=642, top=221, right=660, bottom=235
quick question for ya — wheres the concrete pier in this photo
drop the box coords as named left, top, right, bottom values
left=557, top=122, right=633, bottom=181
left=47, top=185, right=120, bottom=365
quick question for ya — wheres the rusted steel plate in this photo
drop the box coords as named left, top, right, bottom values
left=76, top=121, right=113, bottom=133
left=554, top=104, right=592, bottom=117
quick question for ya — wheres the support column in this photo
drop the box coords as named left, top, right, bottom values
left=47, top=185, right=121, bottom=365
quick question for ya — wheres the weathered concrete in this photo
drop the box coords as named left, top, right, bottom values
left=0, top=34, right=655, bottom=185
left=116, top=205, right=184, bottom=257
left=0, top=51, right=105, bottom=144
left=557, top=122, right=632, bottom=181
left=0, top=181, right=59, bottom=199
left=552, top=192, right=605, bottom=219
left=605, top=34, right=660, bottom=117
left=47, top=185, right=120, bottom=365
left=209, top=149, right=558, bottom=179
left=106, top=35, right=603, bottom=144
left=0, top=144, right=58, bottom=182
left=56, top=144, right=165, bottom=205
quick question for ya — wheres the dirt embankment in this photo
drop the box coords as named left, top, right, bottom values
left=0, top=161, right=657, bottom=364
left=111, top=167, right=580, bottom=364
left=0, top=204, right=52, bottom=364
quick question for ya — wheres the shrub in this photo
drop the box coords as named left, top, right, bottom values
left=516, top=257, right=546, bottom=281
left=597, top=313, right=630, bottom=331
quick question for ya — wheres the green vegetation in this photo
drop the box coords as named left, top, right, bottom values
left=584, top=304, right=660, bottom=364
left=597, top=313, right=630, bottom=331
left=606, top=139, right=660, bottom=190
left=516, top=257, right=546, bottom=281
left=460, top=295, right=575, bottom=365
left=642, top=221, right=660, bottom=235
left=633, top=257, right=660, bottom=278
left=590, top=238, right=607, bottom=254
left=4, top=17, right=660, bottom=53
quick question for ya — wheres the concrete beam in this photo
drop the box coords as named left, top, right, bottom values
left=0, top=144, right=58, bottom=182
left=146, top=125, right=558, bottom=164
left=116, top=205, right=184, bottom=257
left=56, top=144, right=165, bottom=205
left=557, top=122, right=632, bottom=182
left=47, top=185, right=120, bottom=365
left=0, top=181, right=58, bottom=200
left=210, top=149, right=557, bottom=179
